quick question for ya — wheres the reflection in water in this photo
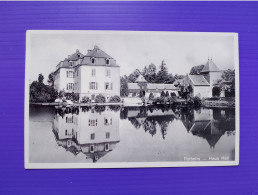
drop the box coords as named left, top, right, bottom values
left=30, top=105, right=235, bottom=163
left=120, top=106, right=235, bottom=149
left=53, top=106, right=120, bottom=162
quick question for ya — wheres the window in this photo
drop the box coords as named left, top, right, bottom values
left=89, top=82, right=98, bottom=90
left=65, top=130, right=68, bottom=136
left=91, top=58, right=95, bottom=64
left=72, top=129, right=74, bottom=135
left=106, top=69, right=111, bottom=77
left=88, top=119, right=98, bottom=126
left=66, top=116, right=73, bottom=123
left=105, top=82, right=113, bottom=90
left=105, top=143, right=109, bottom=151
left=67, top=71, right=74, bottom=78
left=69, top=61, right=73, bottom=66
left=90, top=133, right=95, bottom=140
left=90, top=145, right=94, bottom=153
left=104, top=118, right=112, bottom=126
left=91, top=68, right=96, bottom=77
left=67, top=83, right=74, bottom=90
left=77, top=69, right=79, bottom=76
left=106, top=132, right=110, bottom=139
left=106, top=58, right=110, bottom=65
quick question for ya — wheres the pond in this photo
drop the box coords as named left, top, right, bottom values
left=29, top=105, right=235, bottom=163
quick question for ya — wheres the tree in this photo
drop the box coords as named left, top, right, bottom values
left=189, top=65, right=205, bottom=75
left=215, top=69, right=235, bottom=97
left=128, top=69, right=140, bottom=83
left=29, top=74, right=58, bottom=103
left=47, top=72, right=54, bottom=87
left=174, top=74, right=185, bottom=80
left=120, top=76, right=129, bottom=97
left=38, top=73, right=44, bottom=83
left=161, top=91, right=166, bottom=97
left=156, top=60, right=169, bottom=83
left=165, top=91, right=169, bottom=97
left=149, top=92, right=155, bottom=101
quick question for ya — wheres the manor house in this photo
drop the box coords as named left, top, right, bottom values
left=54, top=46, right=120, bottom=101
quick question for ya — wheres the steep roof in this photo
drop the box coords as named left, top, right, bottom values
left=68, top=49, right=84, bottom=61
left=135, top=75, right=147, bottom=82
left=85, top=45, right=113, bottom=59
left=201, top=59, right=220, bottom=73
left=189, top=75, right=210, bottom=86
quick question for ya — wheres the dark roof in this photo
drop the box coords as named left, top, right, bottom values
left=189, top=75, right=210, bottom=86
left=201, top=59, right=220, bottom=73
left=67, top=49, right=84, bottom=61
left=85, top=45, right=113, bottom=59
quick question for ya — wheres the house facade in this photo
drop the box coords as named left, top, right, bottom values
left=127, top=75, right=179, bottom=98
left=188, top=58, right=223, bottom=98
left=54, top=46, right=120, bottom=101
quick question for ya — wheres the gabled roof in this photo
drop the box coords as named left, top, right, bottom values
left=201, top=59, right=220, bottom=73
left=189, top=75, right=210, bottom=86
left=85, top=45, right=113, bottom=59
left=135, top=75, right=147, bottom=82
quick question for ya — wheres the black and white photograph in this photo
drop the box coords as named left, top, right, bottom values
left=25, top=31, right=239, bottom=168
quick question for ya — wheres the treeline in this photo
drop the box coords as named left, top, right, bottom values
left=30, top=73, right=58, bottom=103
left=120, top=60, right=185, bottom=96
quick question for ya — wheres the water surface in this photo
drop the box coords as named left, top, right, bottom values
left=29, top=105, right=235, bottom=163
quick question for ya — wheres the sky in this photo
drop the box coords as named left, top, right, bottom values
left=28, top=31, right=237, bottom=82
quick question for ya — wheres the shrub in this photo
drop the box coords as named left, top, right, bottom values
left=193, top=96, right=202, bottom=107
left=165, top=91, right=169, bottom=97
left=81, top=96, right=90, bottom=103
left=161, top=91, right=166, bottom=97
left=95, top=94, right=106, bottom=103
left=65, top=92, right=80, bottom=102
left=171, top=92, right=176, bottom=97
left=109, top=95, right=121, bottom=103
left=149, top=92, right=155, bottom=101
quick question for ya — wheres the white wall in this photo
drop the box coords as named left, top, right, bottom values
left=193, top=86, right=210, bottom=98
left=80, top=65, right=120, bottom=99
left=54, top=68, right=74, bottom=93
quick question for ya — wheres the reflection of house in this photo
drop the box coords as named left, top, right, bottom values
left=126, top=106, right=178, bottom=139
left=188, top=58, right=222, bottom=98
left=181, top=108, right=235, bottom=149
left=53, top=107, right=120, bottom=162
left=54, top=46, right=120, bottom=101
left=128, top=74, right=178, bottom=98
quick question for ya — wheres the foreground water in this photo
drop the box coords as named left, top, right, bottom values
left=29, top=105, right=235, bottom=163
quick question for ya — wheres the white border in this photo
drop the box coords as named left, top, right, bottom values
left=25, top=30, right=239, bottom=169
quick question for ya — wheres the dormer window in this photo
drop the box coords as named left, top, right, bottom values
left=106, top=58, right=110, bottom=65
left=69, top=61, right=73, bottom=66
left=91, top=58, right=95, bottom=64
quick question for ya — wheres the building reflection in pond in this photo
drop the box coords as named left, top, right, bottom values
left=53, top=106, right=120, bottom=162
left=121, top=105, right=235, bottom=151
left=180, top=107, right=235, bottom=149
left=121, top=106, right=180, bottom=139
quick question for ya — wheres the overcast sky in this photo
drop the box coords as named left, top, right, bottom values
left=28, top=31, right=237, bottom=82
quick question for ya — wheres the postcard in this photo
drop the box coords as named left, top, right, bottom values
left=25, top=30, right=239, bottom=168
